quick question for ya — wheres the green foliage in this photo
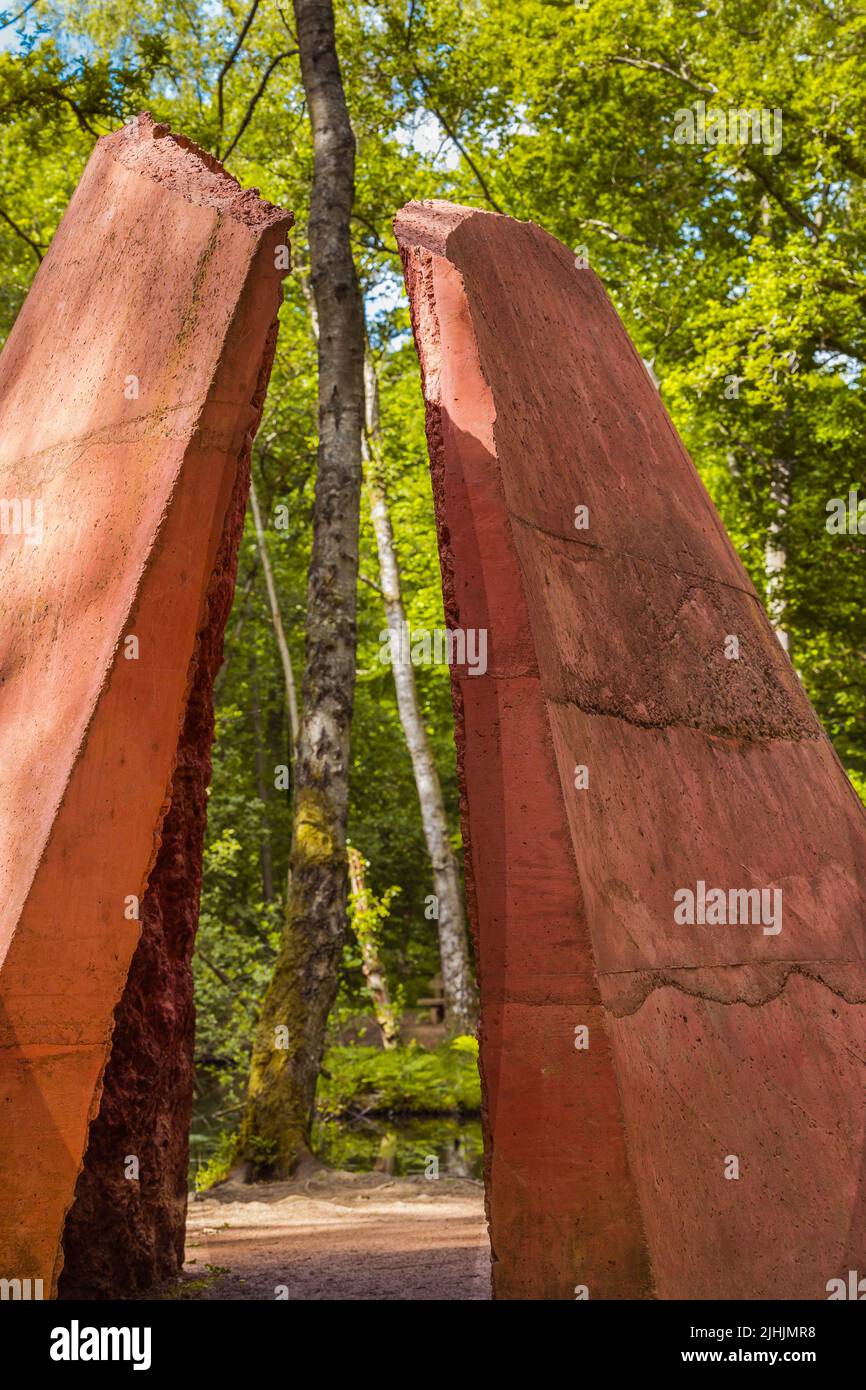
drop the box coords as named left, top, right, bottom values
left=192, top=1131, right=236, bottom=1193
left=192, top=1037, right=481, bottom=1188
left=347, top=871, right=401, bottom=958
left=161, top=1264, right=232, bottom=1299
left=317, top=1040, right=482, bottom=1119
left=311, top=1114, right=484, bottom=1177
left=347, top=858, right=403, bottom=1039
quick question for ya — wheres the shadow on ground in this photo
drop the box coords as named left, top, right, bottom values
left=181, top=1171, right=491, bottom=1301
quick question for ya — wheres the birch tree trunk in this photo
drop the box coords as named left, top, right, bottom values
left=249, top=472, right=299, bottom=745
left=364, top=353, right=478, bottom=1035
left=238, top=0, right=365, bottom=1177
left=766, top=455, right=792, bottom=655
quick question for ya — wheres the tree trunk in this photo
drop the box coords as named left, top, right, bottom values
left=249, top=471, right=299, bottom=745
left=347, top=846, right=399, bottom=1048
left=766, top=455, right=792, bottom=656
left=249, top=651, right=275, bottom=903
left=363, top=352, right=478, bottom=1034
left=237, top=0, right=365, bottom=1177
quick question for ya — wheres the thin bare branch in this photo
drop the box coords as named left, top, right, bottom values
left=411, top=65, right=504, bottom=214
left=0, top=0, right=39, bottom=28
left=218, top=0, right=261, bottom=134
left=221, top=51, right=297, bottom=162
left=0, top=205, right=43, bottom=262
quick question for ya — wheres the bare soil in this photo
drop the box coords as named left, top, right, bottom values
left=182, top=1170, right=491, bottom=1301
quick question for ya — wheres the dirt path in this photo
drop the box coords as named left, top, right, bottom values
left=183, top=1171, right=491, bottom=1300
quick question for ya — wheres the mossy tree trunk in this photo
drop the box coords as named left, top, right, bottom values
left=237, top=0, right=365, bottom=1177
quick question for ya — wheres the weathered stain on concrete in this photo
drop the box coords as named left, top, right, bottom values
left=396, top=198, right=866, bottom=1300
left=0, top=114, right=291, bottom=1296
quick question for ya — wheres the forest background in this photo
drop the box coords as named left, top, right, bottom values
left=1, top=0, right=863, bottom=1177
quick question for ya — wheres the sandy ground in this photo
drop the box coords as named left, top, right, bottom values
left=183, top=1171, right=491, bottom=1300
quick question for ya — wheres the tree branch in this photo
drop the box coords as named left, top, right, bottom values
left=351, top=210, right=400, bottom=260
left=0, top=205, right=43, bottom=262
left=0, top=0, right=39, bottom=28
left=197, top=951, right=235, bottom=990
left=221, top=51, right=297, bottom=162
left=741, top=159, right=820, bottom=237
left=411, top=65, right=504, bottom=214
left=609, top=53, right=717, bottom=97
left=578, top=216, right=647, bottom=248
left=218, top=0, right=261, bottom=136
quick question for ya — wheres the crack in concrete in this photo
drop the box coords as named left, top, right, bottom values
left=507, top=508, right=760, bottom=602
left=602, top=961, right=866, bottom=1019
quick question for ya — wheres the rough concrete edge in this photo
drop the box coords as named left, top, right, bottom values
left=105, top=112, right=293, bottom=231
left=603, top=958, right=866, bottom=1020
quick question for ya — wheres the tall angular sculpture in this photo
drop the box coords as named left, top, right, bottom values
left=0, top=115, right=291, bottom=1296
left=396, top=200, right=866, bottom=1300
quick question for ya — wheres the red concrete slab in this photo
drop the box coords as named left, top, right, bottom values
left=0, top=114, right=290, bottom=1295
left=398, top=231, right=651, bottom=1300
left=396, top=198, right=866, bottom=1299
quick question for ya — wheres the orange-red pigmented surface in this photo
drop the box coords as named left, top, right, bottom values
left=0, top=115, right=290, bottom=1296
left=396, top=200, right=866, bottom=1300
